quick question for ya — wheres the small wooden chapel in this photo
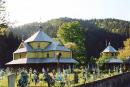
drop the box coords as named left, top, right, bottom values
left=101, top=42, right=123, bottom=69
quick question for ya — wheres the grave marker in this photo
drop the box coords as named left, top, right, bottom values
left=8, top=73, right=15, bottom=87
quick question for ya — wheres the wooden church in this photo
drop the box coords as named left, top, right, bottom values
left=101, top=42, right=118, bottom=57
left=101, top=42, right=123, bottom=69
left=6, top=29, right=78, bottom=71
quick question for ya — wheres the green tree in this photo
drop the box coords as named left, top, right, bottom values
left=57, top=21, right=86, bottom=64
left=97, top=55, right=111, bottom=66
left=64, top=42, right=77, bottom=51
left=0, top=0, right=21, bottom=67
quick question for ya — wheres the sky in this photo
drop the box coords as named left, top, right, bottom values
left=6, top=0, right=130, bottom=26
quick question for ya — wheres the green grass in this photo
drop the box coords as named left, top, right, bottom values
left=0, top=73, right=82, bottom=87
left=0, top=75, right=8, bottom=87
left=0, top=71, right=121, bottom=87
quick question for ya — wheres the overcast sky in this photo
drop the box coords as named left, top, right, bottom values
left=6, top=0, right=130, bottom=26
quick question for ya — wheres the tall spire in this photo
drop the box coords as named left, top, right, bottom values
left=22, top=35, right=24, bottom=42
left=38, top=17, right=42, bottom=30
left=108, top=42, right=111, bottom=46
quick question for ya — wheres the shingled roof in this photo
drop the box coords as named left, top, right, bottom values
left=24, top=30, right=54, bottom=43
left=102, top=42, right=117, bottom=53
left=44, top=42, right=70, bottom=51
left=105, top=58, right=123, bottom=64
left=14, top=30, right=70, bottom=53
left=14, top=42, right=32, bottom=53
left=14, top=42, right=70, bottom=53
left=6, top=58, right=78, bottom=65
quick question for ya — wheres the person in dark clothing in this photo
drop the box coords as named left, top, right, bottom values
left=44, top=72, right=55, bottom=87
left=17, top=71, right=29, bottom=87
left=32, top=69, right=39, bottom=85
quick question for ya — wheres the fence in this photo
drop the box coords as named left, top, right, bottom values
left=75, top=72, right=130, bottom=87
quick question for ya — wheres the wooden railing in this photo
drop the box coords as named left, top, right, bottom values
left=75, top=72, right=130, bottom=87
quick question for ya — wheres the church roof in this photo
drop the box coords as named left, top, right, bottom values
left=14, top=48, right=28, bottom=53
left=14, top=29, right=71, bottom=53
left=43, top=42, right=59, bottom=51
left=102, top=42, right=117, bottom=53
left=14, top=42, right=70, bottom=53
left=105, top=58, right=123, bottom=64
left=14, top=42, right=32, bottom=53
left=6, top=58, right=78, bottom=65
left=24, top=30, right=54, bottom=43
left=44, top=42, right=70, bottom=51
left=56, top=45, right=70, bottom=51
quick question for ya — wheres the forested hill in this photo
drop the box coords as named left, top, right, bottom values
left=11, top=18, right=130, bottom=38
left=10, top=18, right=130, bottom=58
left=90, top=19, right=130, bottom=36
left=11, top=19, right=65, bottom=38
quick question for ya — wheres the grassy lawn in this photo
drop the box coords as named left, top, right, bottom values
left=0, top=70, right=120, bottom=87
left=0, top=73, right=86, bottom=87
left=0, top=76, right=8, bottom=87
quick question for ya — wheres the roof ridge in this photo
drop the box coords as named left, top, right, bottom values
left=24, top=30, right=54, bottom=43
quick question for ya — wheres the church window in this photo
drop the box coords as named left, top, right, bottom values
left=47, top=53, right=49, bottom=58
left=38, top=43, right=40, bottom=48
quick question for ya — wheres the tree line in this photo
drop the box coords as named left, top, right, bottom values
left=0, top=0, right=21, bottom=67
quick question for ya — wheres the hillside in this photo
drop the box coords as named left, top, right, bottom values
left=11, top=18, right=130, bottom=37
left=11, top=19, right=65, bottom=38
left=10, top=18, right=130, bottom=58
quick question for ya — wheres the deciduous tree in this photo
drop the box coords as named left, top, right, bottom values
left=57, top=21, right=86, bottom=64
left=118, top=38, right=130, bottom=60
